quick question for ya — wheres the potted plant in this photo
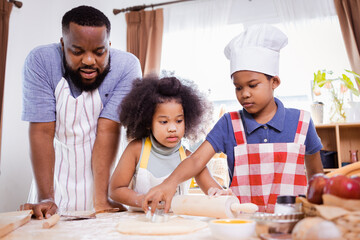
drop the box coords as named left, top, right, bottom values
left=312, top=69, right=360, bottom=123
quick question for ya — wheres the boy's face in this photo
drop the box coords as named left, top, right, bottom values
left=232, top=71, right=280, bottom=122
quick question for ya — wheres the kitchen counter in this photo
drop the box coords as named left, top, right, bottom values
left=2, top=211, right=260, bottom=240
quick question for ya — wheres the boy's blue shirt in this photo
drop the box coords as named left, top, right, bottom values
left=206, top=97, right=323, bottom=184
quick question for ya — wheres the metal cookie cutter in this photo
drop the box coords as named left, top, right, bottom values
left=146, top=201, right=169, bottom=223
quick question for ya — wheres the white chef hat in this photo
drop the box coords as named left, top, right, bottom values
left=224, top=24, right=288, bottom=77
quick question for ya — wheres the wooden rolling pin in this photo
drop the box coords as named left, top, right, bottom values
left=42, top=214, right=60, bottom=229
left=171, top=195, right=258, bottom=218
left=326, top=161, right=360, bottom=177
left=0, top=210, right=32, bottom=238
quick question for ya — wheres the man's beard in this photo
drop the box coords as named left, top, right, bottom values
left=63, top=55, right=111, bottom=92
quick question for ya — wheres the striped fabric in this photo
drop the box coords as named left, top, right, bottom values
left=54, top=78, right=103, bottom=211
left=229, top=110, right=310, bottom=213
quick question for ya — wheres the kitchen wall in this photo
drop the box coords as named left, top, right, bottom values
left=0, top=0, right=166, bottom=212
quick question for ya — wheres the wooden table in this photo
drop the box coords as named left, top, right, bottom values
left=2, top=211, right=218, bottom=240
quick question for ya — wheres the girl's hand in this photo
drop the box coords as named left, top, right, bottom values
left=207, top=187, right=233, bottom=197
left=142, top=182, right=177, bottom=214
left=94, top=198, right=127, bottom=212
left=134, top=194, right=145, bottom=208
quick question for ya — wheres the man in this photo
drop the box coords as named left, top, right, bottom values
left=21, top=5, right=142, bottom=219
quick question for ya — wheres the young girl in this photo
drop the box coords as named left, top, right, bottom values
left=143, top=24, right=324, bottom=213
left=109, top=76, right=224, bottom=209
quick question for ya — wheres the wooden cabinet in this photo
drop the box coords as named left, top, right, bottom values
left=315, top=123, right=360, bottom=172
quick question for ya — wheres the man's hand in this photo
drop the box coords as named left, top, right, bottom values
left=20, top=199, right=58, bottom=220
left=142, top=182, right=177, bottom=214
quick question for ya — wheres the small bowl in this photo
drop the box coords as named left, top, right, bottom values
left=251, top=212, right=304, bottom=236
left=209, top=219, right=256, bottom=240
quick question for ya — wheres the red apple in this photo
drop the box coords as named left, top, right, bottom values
left=307, top=173, right=329, bottom=204
left=350, top=175, right=360, bottom=184
left=324, top=175, right=360, bottom=200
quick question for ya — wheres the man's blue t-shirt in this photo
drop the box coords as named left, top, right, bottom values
left=22, top=43, right=142, bottom=123
left=206, top=98, right=323, bottom=184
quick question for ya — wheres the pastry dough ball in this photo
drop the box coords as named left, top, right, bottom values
left=292, top=217, right=342, bottom=240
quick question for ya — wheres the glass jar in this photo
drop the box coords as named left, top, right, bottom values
left=350, top=150, right=359, bottom=163
left=274, top=195, right=301, bottom=214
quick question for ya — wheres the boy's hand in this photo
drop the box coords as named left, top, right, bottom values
left=207, top=187, right=233, bottom=197
left=20, top=199, right=58, bottom=219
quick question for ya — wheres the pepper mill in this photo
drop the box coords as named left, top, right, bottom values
left=350, top=150, right=359, bottom=163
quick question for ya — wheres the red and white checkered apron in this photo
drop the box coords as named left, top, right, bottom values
left=229, top=110, right=310, bottom=213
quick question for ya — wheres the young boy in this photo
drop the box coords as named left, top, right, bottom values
left=143, top=24, right=324, bottom=213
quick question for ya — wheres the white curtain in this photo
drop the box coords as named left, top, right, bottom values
left=160, top=0, right=351, bottom=117
left=163, top=0, right=232, bottom=32
left=161, top=0, right=234, bottom=102
left=271, top=0, right=351, bottom=115
left=274, top=0, right=336, bottom=24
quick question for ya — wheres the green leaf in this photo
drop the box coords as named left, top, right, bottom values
left=341, top=72, right=360, bottom=96
left=314, top=69, right=360, bottom=96
left=341, top=74, right=354, bottom=87
left=312, top=73, right=317, bottom=90
left=321, top=71, right=326, bottom=81
left=345, top=69, right=360, bottom=78
left=356, top=77, right=360, bottom=88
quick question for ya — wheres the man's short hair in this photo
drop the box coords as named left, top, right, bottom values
left=62, top=5, right=111, bottom=36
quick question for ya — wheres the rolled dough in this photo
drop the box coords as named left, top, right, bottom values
left=116, top=216, right=207, bottom=235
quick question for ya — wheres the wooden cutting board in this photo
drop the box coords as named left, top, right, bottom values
left=0, top=210, right=32, bottom=238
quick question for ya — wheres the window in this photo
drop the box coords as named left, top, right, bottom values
left=160, top=1, right=350, bottom=119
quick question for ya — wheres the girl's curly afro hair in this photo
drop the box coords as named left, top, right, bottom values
left=119, top=75, right=213, bottom=142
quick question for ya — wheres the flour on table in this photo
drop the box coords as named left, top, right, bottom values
left=116, top=216, right=207, bottom=235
